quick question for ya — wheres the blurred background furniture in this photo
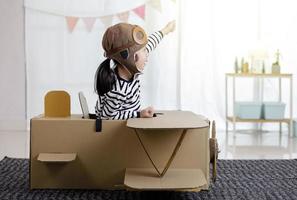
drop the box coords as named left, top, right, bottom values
left=225, top=73, right=293, bottom=136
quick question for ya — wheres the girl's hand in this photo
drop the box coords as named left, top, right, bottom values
left=161, top=20, right=176, bottom=35
left=140, top=106, right=155, bottom=118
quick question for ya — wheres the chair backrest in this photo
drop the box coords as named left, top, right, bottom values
left=78, top=92, right=90, bottom=119
left=44, top=91, right=71, bottom=117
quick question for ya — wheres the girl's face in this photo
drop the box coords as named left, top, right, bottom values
left=134, top=47, right=148, bottom=72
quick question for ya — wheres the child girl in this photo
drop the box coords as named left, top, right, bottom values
left=94, top=21, right=175, bottom=120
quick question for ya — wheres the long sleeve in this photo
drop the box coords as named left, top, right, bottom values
left=146, top=31, right=163, bottom=53
left=98, top=93, right=140, bottom=120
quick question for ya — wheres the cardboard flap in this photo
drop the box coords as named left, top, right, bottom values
left=124, top=168, right=207, bottom=191
left=78, top=91, right=90, bottom=119
left=44, top=91, right=71, bottom=117
left=127, top=111, right=209, bottom=129
left=37, top=153, right=77, bottom=162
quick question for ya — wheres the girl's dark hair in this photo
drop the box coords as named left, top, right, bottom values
left=94, top=58, right=116, bottom=96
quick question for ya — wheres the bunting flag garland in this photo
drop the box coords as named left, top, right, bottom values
left=117, top=11, right=130, bottom=22
left=133, top=5, right=146, bottom=20
left=148, top=0, right=162, bottom=13
left=82, top=17, right=96, bottom=32
left=27, top=0, right=176, bottom=33
left=100, top=15, right=113, bottom=27
left=66, top=16, right=79, bottom=32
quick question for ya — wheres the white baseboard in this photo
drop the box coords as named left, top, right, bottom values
left=0, top=119, right=27, bottom=131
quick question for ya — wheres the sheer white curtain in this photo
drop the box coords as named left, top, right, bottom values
left=25, top=0, right=177, bottom=118
left=26, top=0, right=297, bottom=130
left=178, top=0, right=258, bottom=128
left=178, top=0, right=297, bottom=129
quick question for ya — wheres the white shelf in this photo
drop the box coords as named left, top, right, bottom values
left=225, top=73, right=293, bottom=136
left=227, top=116, right=291, bottom=123
left=226, top=73, right=292, bottom=78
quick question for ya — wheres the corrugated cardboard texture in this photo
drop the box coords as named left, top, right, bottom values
left=124, top=168, right=207, bottom=191
left=30, top=112, right=209, bottom=190
left=37, top=153, right=76, bottom=162
left=127, top=111, right=209, bottom=129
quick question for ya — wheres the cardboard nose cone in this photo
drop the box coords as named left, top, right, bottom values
left=44, top=90, right=70, bottom=117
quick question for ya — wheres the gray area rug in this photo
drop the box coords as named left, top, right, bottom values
left=1, top=157, right=297, bottom=200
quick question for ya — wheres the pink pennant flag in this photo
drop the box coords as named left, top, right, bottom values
left=66, top=16, right=79, bottom=33
left=82, top=17, right=96, bottom=32
left=117, top=11, right=130, bottom=22
left=133, top=5, right=145, bottom=20
left=100, top=15, right=113, bottom=28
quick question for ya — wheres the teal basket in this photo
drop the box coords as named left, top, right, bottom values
left=262, top=102, right=286, bottom=119
left=235, top=102, right=262, bottom=119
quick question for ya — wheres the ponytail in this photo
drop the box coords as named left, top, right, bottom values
left=94, top=58, right=116, bottom=96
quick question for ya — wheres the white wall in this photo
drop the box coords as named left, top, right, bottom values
left=0, top=0, right=26, bottom=130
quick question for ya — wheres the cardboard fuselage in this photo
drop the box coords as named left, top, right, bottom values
left=30, top=111, right=210, bottom=190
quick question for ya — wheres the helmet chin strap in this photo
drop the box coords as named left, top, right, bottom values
left=118, top=64, right=133, bottom=79
left=123, top=65, right=133, bottom=77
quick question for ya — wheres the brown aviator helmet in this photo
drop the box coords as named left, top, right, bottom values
left=102, top=23, right=148, bottom=75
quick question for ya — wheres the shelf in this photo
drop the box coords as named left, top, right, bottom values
left=227, top=116, right=291, bottom=123
left=124, top=168, right=207, bottom=191
left=225, top=72, right=293, bottom=135
left=226, top=73, right=292, bottom=78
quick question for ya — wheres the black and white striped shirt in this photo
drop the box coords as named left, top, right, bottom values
left=95, top=31, right=163, bottom=120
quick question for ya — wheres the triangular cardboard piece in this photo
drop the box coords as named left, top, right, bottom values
left=127, top=111, right=210, bottom=177
left=134, top=129, right=187, bottom=177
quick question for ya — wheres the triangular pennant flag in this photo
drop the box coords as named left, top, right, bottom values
left=82, top=17, right=96, bottom=32
left=148, top=0, right=162, bottom=13
left=100, top=15, right=113, bottom=27
left=133, top=5, right=145, bottom=20
left=117, top=11, right=130, bottom=22
left=66, top=16, right=79, bottom=33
